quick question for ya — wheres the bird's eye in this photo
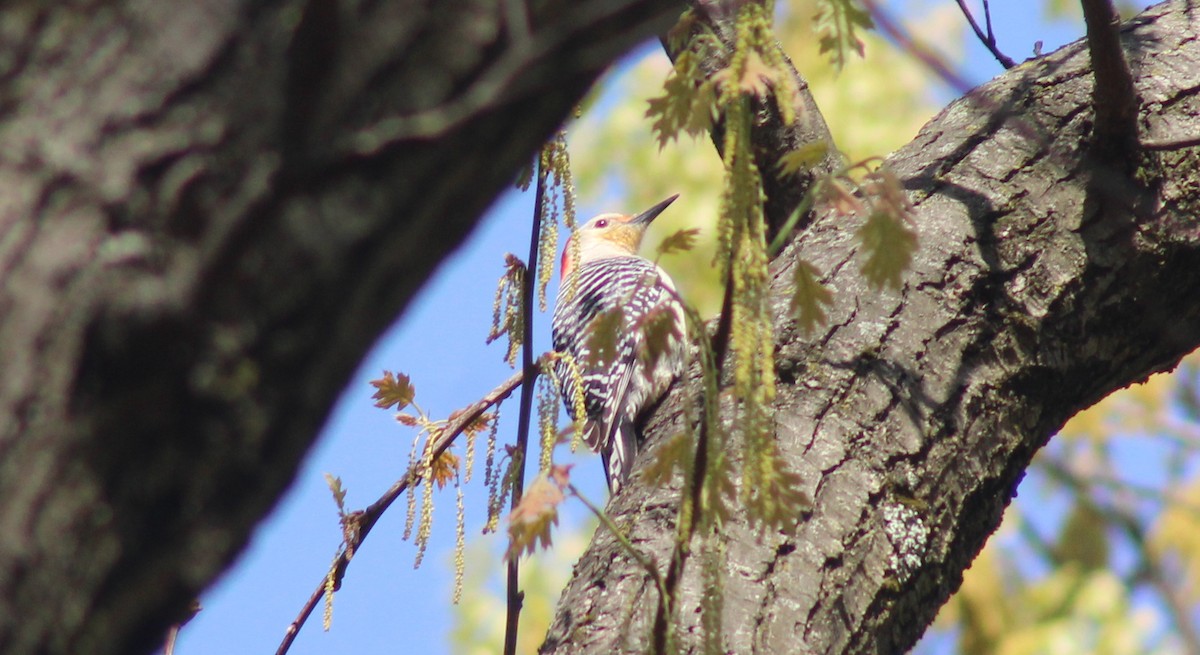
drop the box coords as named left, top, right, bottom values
left=595, top=219, right=609, bottom=228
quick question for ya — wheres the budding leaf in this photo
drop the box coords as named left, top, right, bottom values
left=791, top=259, right=834, bottom=335
left=505, top=474, right=564, bottom=560
left=324, top=473, right=347, bottom=513
left=858, top=209, right=917, bottom=290
left=814, top=0, right=874, bottom=71
left=647, top=50, right=717, bottom=148
left=429, top=449, right=460, bottom=489
left=778, top=143, right=831, bottom=177
left=371, top=371, right=415, bottom=411
left=586, top=307, right=624, bottom=370
left=738, top=50, right=777, bottom=98
left=641, top=432, right=692, bottom=487
left=448, top=408, right=493, bottom=437
left=657, top=228, right=702, bottom=257
left=637, top=305, right=683, bottom=374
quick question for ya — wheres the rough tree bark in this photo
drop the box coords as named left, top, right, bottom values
left=543, top=1, right=1200, bottom=653
left=0, top=2, right=677, bottom=654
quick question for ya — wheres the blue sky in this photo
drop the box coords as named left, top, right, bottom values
left=173, top=3, right=1156, bottom=654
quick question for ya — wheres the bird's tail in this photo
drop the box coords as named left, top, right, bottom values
left=600, top=418, right=639, bottom=494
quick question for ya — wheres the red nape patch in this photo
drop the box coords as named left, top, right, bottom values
left=560, top=236, right=575, bottom=277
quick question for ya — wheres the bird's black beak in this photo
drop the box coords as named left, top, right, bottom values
left=629, top=194, right=679, bottom=225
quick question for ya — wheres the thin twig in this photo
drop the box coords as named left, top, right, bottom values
left=502, top=153, right=549, bottom=655
left=652, top=212, right=736, bottom=655
left=569, top=483, right=668, bottom=600
left=274, top=367, right=526, bottom=655
left=861, top=0, right=973, bottom=96
left=1080, top=0, right=1139, bottom=166
left=954, top=0, right=1016, bottom=68
left=1142, top=135, right=1200, bottom=151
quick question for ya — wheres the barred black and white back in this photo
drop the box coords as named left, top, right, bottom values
left=551, top=256, right=686, bottom=492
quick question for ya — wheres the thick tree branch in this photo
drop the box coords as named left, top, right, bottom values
left=0, top=2, right=678, bottom=654
left=665, top=0, right=844, bottom=249
left=543, top=2, right=1200, bottom=653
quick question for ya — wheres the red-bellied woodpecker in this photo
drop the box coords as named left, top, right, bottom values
left=551, top=195, right=687, bottom=493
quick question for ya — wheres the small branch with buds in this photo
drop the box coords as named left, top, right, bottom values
left=274, top=366, right=528, bottom=655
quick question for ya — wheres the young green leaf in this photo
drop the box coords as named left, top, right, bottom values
left=814, top=0, right=874, bottom=71
left=642, top=432, right=693, bottom=487
left=585, top=307, right=624, bottom=370
left=778, top=143, right=831, bottom=177
left=504, top=473, right=564, bottom=560
left=858, top=209, right=918, bottom=290
left=370, top=371, right=415, bottom=411
left=324, top=473, right=347, bottom=514
left=647, top=51, right=718, bottom=148
left=429, top=449, right=460, bottom=490
left=657, top=228, right=702, bottom=257
left=791, top=259, right=834, bottom=335
left=637, top=304, right=684, bottom=374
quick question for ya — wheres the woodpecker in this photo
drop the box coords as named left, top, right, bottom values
left=551, top=195, right=687, bottom=493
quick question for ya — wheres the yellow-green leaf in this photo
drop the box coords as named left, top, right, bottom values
left=814, top=0, right=875, bottom=71
left=641, top=432, right=693, bottom=487
left=505, top=474, right=564, bottom=561
left=858, top=209, right=917, bottom=290
left=791, top=259, right=834, bottom=335
left=324, top=473, right=347, bottom=513
left=778, top=143, right=831, bottom=176
left=657, top=228, right=702, bottom=257
left=586, top=307, right=624, bottom=370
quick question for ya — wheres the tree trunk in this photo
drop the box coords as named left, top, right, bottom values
left=0, top=2, right=677, bottom=654
left=542, top=1, right=1200, bottom=653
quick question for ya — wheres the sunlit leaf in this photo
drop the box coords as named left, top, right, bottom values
left=371, top=371, right=415, bottom=411
left=814, top=0, right=874, bottom=71
left=790, top=259, right=833, bottom=334
left=778, top=142, right=831, bottom=176
left=858, top=209, right=917, bottom=290
left=738, top=50, right=777, bottom=98
left=505, top=474, right=565, bottom=561
left=429, top=449, right=460, bottom=490
left=324, top=473, right=347, bottom=513
left=657, top=228, right=702, bottom=257
left=641, top=432, right=692, bottom=487
left=586, top=307, right=624, bottom=370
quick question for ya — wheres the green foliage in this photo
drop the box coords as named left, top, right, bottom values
left=538, top=134, right=576, bottom=311
left=642, top=432, right=693, bottom=487
left=813, top=0, right=874, bottom=70
left=452, top=529, right=591, bottom=655
left=1057, top=502, right=1109, bottom=571
left=646, top=48, right=720, bottom=149
left=585, top=306, right=623, bottom=370
left=656, top=227, right=702, bottom=257
left=505, top=470, right=566, bottom=561
left=778, top=142, right=833, bottom=176
left=858, top=208, right=917, bottom=289
left=791, top=258, right=834, bottom=335
left=923, top=355, right=1200, bottom=655
left=636, top=304, right=685, bottom=374
left=486, top=254, right=526, bottom=366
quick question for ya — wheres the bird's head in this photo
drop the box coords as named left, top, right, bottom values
left=560, top=195, right=679, bottom=278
